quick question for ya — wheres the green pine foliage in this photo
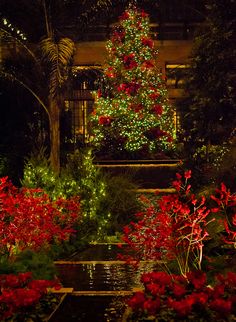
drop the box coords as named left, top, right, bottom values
left=90, top=6, right=175, bottom=159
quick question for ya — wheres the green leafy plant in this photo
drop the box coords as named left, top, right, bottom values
left=0, top=250, right=56, bottom=281
left=100, top=173, right=140, bottom=235
left=22, top=147, right=143, bottom=242
left=21, top=147, right=79, bottom=199
left=13, top=250, right=57, bottom=281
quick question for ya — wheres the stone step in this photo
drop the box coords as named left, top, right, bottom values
left=95, top=160, right=181, bottom=189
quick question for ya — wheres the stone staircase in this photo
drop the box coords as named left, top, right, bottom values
left=95, top=159, right=181, bottom=193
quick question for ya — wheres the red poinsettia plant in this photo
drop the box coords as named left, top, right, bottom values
left=122, top=170, right=236, bottom=320
left=126, top=270, right=236, bottom=321
left=0, top=271, right=60, bottom=320
left=121, top=170, right=236, bottom=277
left=0, top=177, right=81, bottom=258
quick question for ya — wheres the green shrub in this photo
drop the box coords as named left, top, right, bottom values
left=100, top=173, right=140, bottom=235
left=0, top=249, right=56, bottom=280
left=21, top=147, right=79, bottom=199
left=21, top=147, right=142, bottom=242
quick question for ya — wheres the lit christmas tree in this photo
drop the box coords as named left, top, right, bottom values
left=90, top=6, right=175, bottom=159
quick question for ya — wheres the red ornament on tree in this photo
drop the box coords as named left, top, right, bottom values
left=120, top=11, right=130, bottom=20
left=125, top=82, right=140, bottom=95
left=141, top=9, right=149, bottom=18
left=141, top=37, right=154, bottom=48
left=117, top=83, right=127, bottom=92
left=97, top=89, right=102, bottom=98
left=150, top=91, right=160, bottom=100
left=112, top=30, right=126, bottom=43
left=129, top=103, right=143, bottom=113
left=142, top=60, right=154, bottom=69
left=98, top=116, right=112, bottom=125
left=123, top=53, right=138, bottom=70
left=152, top=104, right=163, bottom=115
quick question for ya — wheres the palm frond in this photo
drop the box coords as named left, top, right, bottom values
left=40, top=37, right=58, bottom=62
left=40, top=36, right=75, bottom=98
left=58, top=38, right=75, bottom=66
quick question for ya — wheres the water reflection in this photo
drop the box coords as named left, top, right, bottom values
left=53, top=244, right=159, bottom=321
left=56, top=262, right=159, bottom=291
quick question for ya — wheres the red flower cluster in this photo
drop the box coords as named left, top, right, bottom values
left=119, top=11, right=129, bottom=21
left=0, top=177, right=80, bottom=257
left=117, top=82, right=140, bottom=96
left=121, top=171, right=212, bottom=275
left=129, top=103, right=143, bottom=113
left=210, top=182, right=236, bottom=246
left=111, top=30, right=125, bottom=43
left=123, top=53, right=138, bottom=70
left=152, top=104, right=163, bottom=115
left=105, top=67, right=116, bottom=78
left=98, top=115, right=112, bottom=125
left=0, top=272, right=60, bottom=320
left=127, top=270, right=236, bottom=320
left=142, top=60, right=154, bottom=69
left=141, top=37, right=154, bottom=48
left=149, top=91, right=160, bottom=100
left=121, top=171, right=236, bottom=278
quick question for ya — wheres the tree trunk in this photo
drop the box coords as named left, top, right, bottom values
left=49, top=98, right=60, bottom=173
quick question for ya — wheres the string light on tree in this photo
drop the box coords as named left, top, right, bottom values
left=1, top=17, right=27, bottom=41
left=90, top=5, right=175, bottom=159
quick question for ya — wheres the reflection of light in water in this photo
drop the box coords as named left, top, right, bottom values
left=82, top=263, right=96, bottom=289
left=97, top=263, right=159, bottom=290
left=103, top=264, right=114, bottom=287
left=64, top=244, right=161, bottom=291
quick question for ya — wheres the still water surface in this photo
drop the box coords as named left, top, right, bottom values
left=52, top=244, right=158, bottom=321
left=56, top=244, right=159, bottom=291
